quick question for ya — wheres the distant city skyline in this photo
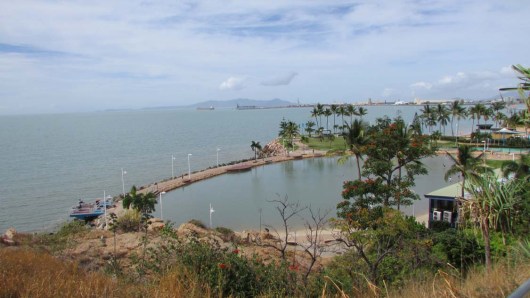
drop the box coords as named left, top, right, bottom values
left=1, top=1, right=529, bottom=115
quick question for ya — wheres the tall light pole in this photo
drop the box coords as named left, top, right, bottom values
left=104, top=190, right=108, bottom=228
left=216, top=148, right=221, bottom=167
left=187, top=154, right=192, bottom=180
left=171, top=155, right=176, bottom=179
left=121, top=168, right=127, bottom=197
left=159, top=191, right=166, bottom=220
left=209, top=203, right=215, bottom=229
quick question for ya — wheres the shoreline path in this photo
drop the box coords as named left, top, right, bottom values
left=107, top=140, right=527, bottom=218
left=107, top=143, right=328, bottom=216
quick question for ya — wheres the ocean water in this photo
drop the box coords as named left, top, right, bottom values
left=0, top=106, right=477, bottom=232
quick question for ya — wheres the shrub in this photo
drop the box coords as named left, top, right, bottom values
left=188, top=219, right=207, bottom=229
left=116, top=210, right=141, bottom=232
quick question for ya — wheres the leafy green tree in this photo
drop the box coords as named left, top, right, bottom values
left=334, top=209, right=435, bottom=285
left=339, top=117, right=435, bottom=211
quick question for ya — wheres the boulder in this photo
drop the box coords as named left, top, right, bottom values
left=1, top=227, right=17, bottom=245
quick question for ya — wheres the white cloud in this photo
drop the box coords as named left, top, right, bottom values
left=410, top=82, right=432, bottom=90
left=219, top=76, right=246, bottom=91
left=261, top=72, right=298, bottom=86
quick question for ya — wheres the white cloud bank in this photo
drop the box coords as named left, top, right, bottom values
left=410, top=66, right=518, bottom=98
left=219, top=76, right=246, bottom=91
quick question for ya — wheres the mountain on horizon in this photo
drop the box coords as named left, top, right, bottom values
left=189, top=98, right=295, bottom=108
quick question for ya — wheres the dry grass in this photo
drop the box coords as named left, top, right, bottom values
left=391, top=261, right=530, bottom=298
left=0, top=248, right=141, bottom=297
left=1, top=245, right=528, bottom=298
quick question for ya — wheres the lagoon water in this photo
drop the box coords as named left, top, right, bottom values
left=0, top=106, right=471, bottom=232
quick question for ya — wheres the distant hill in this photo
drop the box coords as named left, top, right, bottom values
left=190, top=98, right=294, bottom=109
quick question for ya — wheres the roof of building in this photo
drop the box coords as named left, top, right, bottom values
left=425, top=182, right=464, bottom=199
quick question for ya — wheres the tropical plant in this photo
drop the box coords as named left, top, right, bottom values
left=122, top=185, right=157, bottom=231
left=341, top=119, right=369, bottom=180
left=323, top=108, right=332, bottom=131
left=501, top=153, right=530, bottom=180
left=450, top=100, right=467, bottom=136
left=279, top=119, right=299, bottom=154
left=250, top=141, right=262, bottom=160
left=462, top=174, right=525, bottom=270
left=435, top=104, right=449, bottom=134
left=357, top=106, right=367, bottom=119
left=330, top=104, right=338, bottom=133
left=304, top=120, right=315, bottom=137
left=122, top=186, right=157, bottom=217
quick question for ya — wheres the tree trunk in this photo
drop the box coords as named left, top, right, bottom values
left=356, top=154, right=362, bottom=181
left=482, top=217, right=491, bottom=271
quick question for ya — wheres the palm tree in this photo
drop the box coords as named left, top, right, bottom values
left=347, top=104, right=357, bottom=123
left=330, top=104, right=338, bottom=134
left=444, top=145, right=491, bottom=198
left=491, top=101, right=506, bottom=127
left=311, top=107, right=320, bottom=129
left=337, top=105, right=346, bottom=132
left=420, top=105, right=434, bottom=133
left=250, top=141, right=262, bottom=160
left=501, top=153, right=530, bottom=180
left=324, top=108, right=332, bottom=131
left=357, top=107, right=367, bottom=119
left=450, top=101, right=466, bottom=136
left=305, top=120, right=315, bottom=137
left=122, top=185, right=157, bottom=215
left=342, top=119, right=369, bottom=180
left=468, top=105, right=478, bottom=135
left=436, top=104, right=450, bottom=136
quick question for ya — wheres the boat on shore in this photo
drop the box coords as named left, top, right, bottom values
left=69, top=198, right=113, bottom=220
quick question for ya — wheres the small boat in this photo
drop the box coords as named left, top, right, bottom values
left=69, top=198, right=112, bottom=220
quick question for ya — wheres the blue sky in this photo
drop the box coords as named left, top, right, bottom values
left=0, top=0, right=529, bottom=114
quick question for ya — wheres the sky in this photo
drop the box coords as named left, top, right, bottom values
left=0, top=0, right=529, bottom=115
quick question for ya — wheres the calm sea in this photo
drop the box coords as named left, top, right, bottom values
left=0, top=106, right=477, bottom=232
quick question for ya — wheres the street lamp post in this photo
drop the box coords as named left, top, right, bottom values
left=171, top=155, right=176, bottom=179
left=187, top=154, right=192, bottom=180
left=209, top=203, right=215, bottom=229
left=121, top=168, right=127, bottom=197
left=216, top=148, right=221, bottom=167
left=159, top=191, right=166, bottom=220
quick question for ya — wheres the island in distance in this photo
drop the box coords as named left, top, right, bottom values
left=190, top=98, right=298, bottom=110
